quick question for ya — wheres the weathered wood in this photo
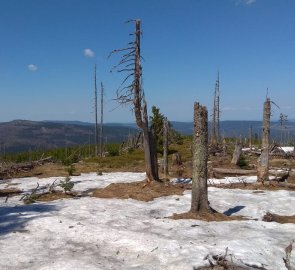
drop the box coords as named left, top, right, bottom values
left=94, top=64, right=99, bottom=156
left=191, top=102, right=212, bottom=213
left=172, top=152, right=182, bottom=166
left=257, top=98, right=271, bottom=183
left=99, top=82, right=104, bottom=157
left=163, top=118, right=169, bottom=178
left=231, top=142, right=242, bottom=165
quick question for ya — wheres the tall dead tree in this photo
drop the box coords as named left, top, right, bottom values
left=109, top=19, right=159, bottom=182
left=257, top=98, right=271, bottom=183
left=99, top=82, right=104, bottom=157
left=249, top=125, right=253, bottom=150
left=191, top=102, right=212, bottom=213
left=211, top=71, right=220, bottom=145
left=94, top=64, right=99, bottom=156
left=163, top=118, right=169, bottom=178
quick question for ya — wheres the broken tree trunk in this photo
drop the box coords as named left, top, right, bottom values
left=257, top=98, right=271, bottom=183
left=231, top=141, right=242, bottom=165
left=191, top=102, right=212, bottom=213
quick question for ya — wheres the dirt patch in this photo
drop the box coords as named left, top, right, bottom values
left=0, top=188, right=22, bottom=197
left=169, top=211, right=245, bottom=222
left=36, top=191, right=76, bottom=202
left=92, top=180, right=186, bottom=202
left=263, top=212, right=295, bottom=224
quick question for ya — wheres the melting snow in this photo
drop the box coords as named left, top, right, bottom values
left=0, top=172, right=294, bottom=269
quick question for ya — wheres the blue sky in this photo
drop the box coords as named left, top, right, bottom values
left=0, top=0, right=294, bottom=123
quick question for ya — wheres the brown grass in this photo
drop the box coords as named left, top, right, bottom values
left=263, top=212, right=295, bottom=224
left=92, top=180, right=186, bottom=202
left=0, top=188, right=22, bottom=197
left=213, top=181, right=295, bottom=191
left=36, top=191, right=76, bottom=202
left=170, top=211, right=245, bottom=222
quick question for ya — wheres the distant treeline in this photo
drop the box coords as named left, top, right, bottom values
left=0, top=143, right=121, bottom=165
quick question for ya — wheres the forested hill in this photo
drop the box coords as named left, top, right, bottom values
left=171, top=120, right=295, bottom=141
left=1, top=119, right=294, bottom=154
left=0, top=120, right=138, bottom=154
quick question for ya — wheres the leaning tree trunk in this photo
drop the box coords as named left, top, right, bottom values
left=257, top=98, right=271, bottom=183
left=191, top=102, right=212, bottom=213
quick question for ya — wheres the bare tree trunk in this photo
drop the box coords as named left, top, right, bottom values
left=191, top=102, right=212, bottom=213
left=133, top=21, right=158, bottom=182
left=257, top=98, right=271, bottom=183
left=94, top=64, right=99, bottom=156
left=249, top=125, right=253, bottom=150
left=110, top=19, right=159, bottom=182
left=231, top=141, right=242, bottom=165
left=99, top=82, right=104, bottom=157
left=211, top=71, right=220, bottom=146
left=163, top=118, right=169, bottom=178
left=222, top=137, right=227, bottom=156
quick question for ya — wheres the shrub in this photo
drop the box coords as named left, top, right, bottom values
left=65, top=164, right=76, bottom=176
left=106, top=143, right=120, bottom=156
left=59, top=176, right=74, bottom=193
left=237, top=155, right=249, bottom=168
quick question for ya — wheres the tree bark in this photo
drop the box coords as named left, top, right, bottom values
left=163, top=118, right=169, bottom=178
left=231, top=141, right=242, bottom=165
left=133, top=20, right=159, bottom=182
left=94, top=64, right=99, bottom=156
left=191, top=102, right=212, bottom=213
left=257, top=98, right=271, bottom=183
left=99, top=82, right=104, bottom=157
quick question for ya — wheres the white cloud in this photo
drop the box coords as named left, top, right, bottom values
left=84, top=48, right=95, bottom=58
left=235, top=0, right=256, bottom=6
left=27, top=64, right=38, bottom=71
left=245, top=0, right=256, bottom=5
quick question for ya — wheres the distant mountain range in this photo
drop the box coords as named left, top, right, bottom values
left=171, top=120, right=295, bottom=141
left=0, top=119, right=294, bottom=154
left=0, top=120, right=138, bottom=154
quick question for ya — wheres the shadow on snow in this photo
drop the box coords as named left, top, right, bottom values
left=223, top=205, right=245, bottom=216
left=0, top=203, right=58, bottom=236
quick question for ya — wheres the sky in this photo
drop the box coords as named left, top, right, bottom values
left=0, top=0, right=294, bottom=123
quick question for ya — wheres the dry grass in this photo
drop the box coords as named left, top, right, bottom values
left=170, top=211, right=245, bottom=222
left=214, top=181, right=295, bottom=191
left=92, top=180, right=186, bottom=202
left=263, top=212, right=295, bottom=224
left=0, top=188, right=22, bottom=197
left=36, top=191, right=76, bottom=202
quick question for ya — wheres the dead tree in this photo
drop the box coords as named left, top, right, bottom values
left=191, top=102, right=212, bottom=213
left=99, top=82, right=104, bottom=157
left=249, top=125, right=253, bottom=150
left=231, top=141, right=242, bottom=165
left=109, top=19, right=159, bottom=182
left=211, top=71, right=220, bottom=146
left=257, top=98, right=271, bottom=183
left=163, top=117, right=169, bottom=178
left=94, top=64, right=99, bottom=156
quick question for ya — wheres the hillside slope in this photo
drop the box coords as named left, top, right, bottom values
left=0, top=120, right=137, bottom=153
